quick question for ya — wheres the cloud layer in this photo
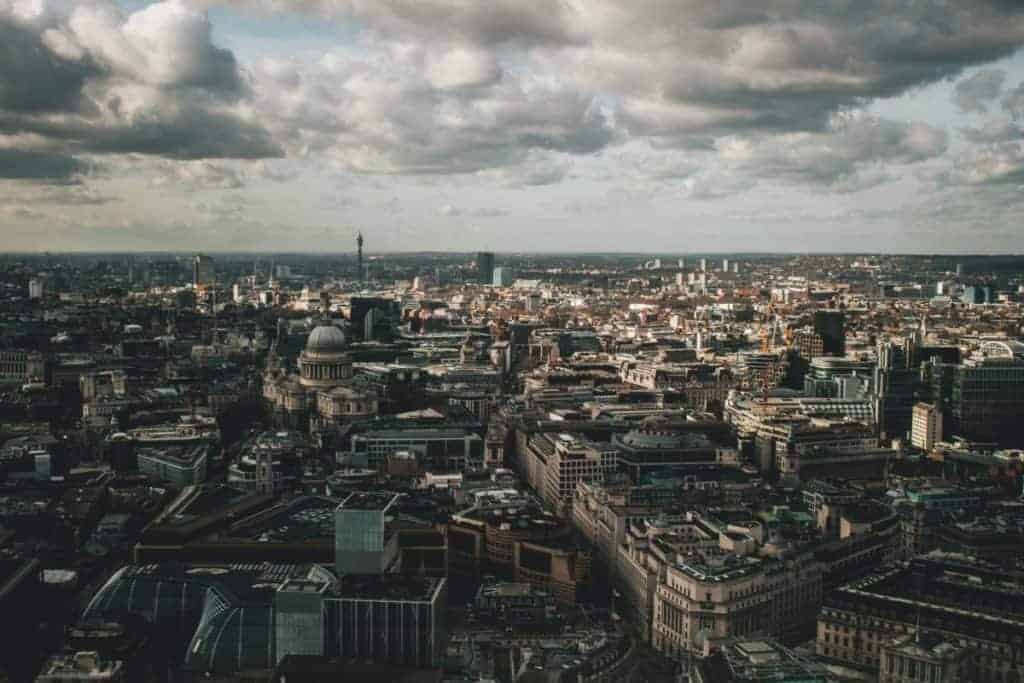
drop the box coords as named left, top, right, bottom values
left=0, top=0, right=279, bottom=182
left=3, top=0, right=1024, bottom=250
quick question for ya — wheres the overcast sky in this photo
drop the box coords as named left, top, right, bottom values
left=3, top=0, right=1024, bottom=253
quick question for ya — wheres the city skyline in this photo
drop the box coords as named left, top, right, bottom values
left=3, top=1, right=1024, bottom=253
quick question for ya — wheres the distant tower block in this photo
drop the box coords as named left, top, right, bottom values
left=356, top=231, right=364, bottom=281
left=256, top=449, right=274, bottom=495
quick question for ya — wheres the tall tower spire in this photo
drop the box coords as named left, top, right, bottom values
left=356, top=231, right=364, bottom=282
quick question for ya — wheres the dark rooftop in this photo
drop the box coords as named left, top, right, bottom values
left=339, top=491, right=399, bottom=511
left=334, top=574, right=443, bottom=602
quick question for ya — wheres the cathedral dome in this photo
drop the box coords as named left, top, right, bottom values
left=306, top=325, right=347, bottom=353
left=299, top=324, right=353, bottom=389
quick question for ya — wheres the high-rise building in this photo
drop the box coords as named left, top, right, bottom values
left=349, top=297, right=400, bottom=340
left=813, top=310, right=845, bottom=356
left=911, top=402, right=942, bottom=451
left=476, top=251, right=495, bottom=284
left=193, top=254, right=215, bottom=289
left=274, top=579, right=329, bottom=663
left=722, top=258, right=730, bottom=272
left=324, top=575, right=446, bottom=668
left=334, top=492, right=400, bottom=575
left=28, top=278, right=44, bottom=299
left=492, top=267, right=513, bottom=287
left=699, top=258, right=708, bottom=272
left=924, top=341, right=1024, bottom=446
left=961, top=285, right=992, bottom=305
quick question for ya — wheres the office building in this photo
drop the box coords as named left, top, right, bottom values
left=520, top=432, right=617, bottom=516
left=449, top=503, right=591, bottom=605
left=28, top=278, right=44, bottom=300
left=910, top=402, right=942, bottom=451
left=325, top=575, right=446, bottom=668
left=35, top=652, right=125, bottom=682
left=873, top=340, right=922, bottom=441
left=610, top=426, right=726, bottom=483
left=334, top=492, right=400, bottom=575
left=812, top=310, right=845, bottom=356
left=349, top=297, right=400, bottom=341
left=193, top=254, right=215, bottom=289
left=476, top=251, right=495, bottom=284
left=274, top=579, right=329, bottom=662
left=0, top=350, right=46, bottom=384
left=925, top=341, right=1024, bottom=446
left=878, top=633, right=969, bottom=683
left=651, top=547, right=822, bottom=656
left=694, top=640, right=828, bottom=683
left=817, top=552, right=1024, bottom=681
left=350, top=428, right=483, bottom=471
left=136, top=444, right=209, bottom=489
left=751, top=417, right=880, bottom=479
left=85, top=561, right=447, bottom=676
left=492, top=266, right=513, bottom=287
left=961, top=285, right=993, bottom=305
left=802, top=357, right=873, bottom=398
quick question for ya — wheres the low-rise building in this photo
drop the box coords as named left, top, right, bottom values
left=879, top=633, right=969, bottom=683
left=818, top=551, right=1024, bottom=680
left=35, top=651, right=125, bottom=682
left=136, top=444, right=208, bottom=489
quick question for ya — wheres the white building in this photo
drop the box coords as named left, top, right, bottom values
left=911, top=402, right=943, bottom=452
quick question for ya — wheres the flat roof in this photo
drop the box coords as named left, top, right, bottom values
left=334, top=574, right=442, bottom=602
left=339, top=491, right=399, bottom=511
left=229, top=496, right=338, bottom=542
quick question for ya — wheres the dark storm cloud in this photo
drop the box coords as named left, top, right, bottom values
left=0, top=148, right=90, bottom=180
left=0, top=18, right=97, bottom=113
left=0, top=0, right=278, bottom=184
left=85, top=107, right=281, bottom=160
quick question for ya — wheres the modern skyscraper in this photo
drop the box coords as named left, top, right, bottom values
left=334, top=492, right=400, bottom=575
left=925, top=341, right=1024, bottom=446
left=476, top=251, right=495, bottom=284
left=193, top=254, right=214, bottom=289
left=813, top=310, right=846, bottom=356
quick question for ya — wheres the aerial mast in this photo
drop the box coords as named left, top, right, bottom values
left=356, top=231, right=364, bottom=282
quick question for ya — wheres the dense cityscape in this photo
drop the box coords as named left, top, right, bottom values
left=6, top=0, right=1024, bottom=681
left=0, top=249, right=1022, bottom=682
